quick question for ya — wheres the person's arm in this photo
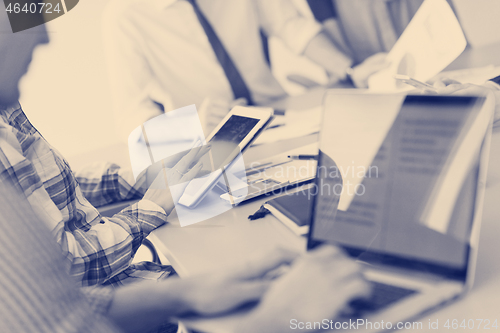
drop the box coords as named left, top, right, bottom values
left=102, top=1, right=171, bottom=141
left=75, top=134, right=212, bottom=209
left=107, top=248, right=299, bottom=333
left=306, top=0, right=350, bottom=56
left=321, top=17, right=353, bottom=59
left=303, top=34, right=389, bottom=88
left=75, top=161, right=146, bottom=208
left=0, top=138, right=167, bottom=286
left=303, top=31, right=353, bottom=79
left=256, top=0, right=386, bottom=88
left=257, top=0, right=335, bottom=61
left=63, top=146, right=209, bottom=286
left=239, top=246, right=371, bottom=333
left=256, top=0, right=351, bottom=79
left=0, top=122, right=208, bottom=286
left=2, top=180, right=291, bottom=333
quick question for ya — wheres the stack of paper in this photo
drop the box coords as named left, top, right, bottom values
left=368, top=0, right=467, bottom=91
left=252, top=106, right=322, bottom=145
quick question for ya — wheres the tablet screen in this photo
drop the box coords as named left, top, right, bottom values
left=202, top=115, right=259, bottom=172
left=183, top=115, right=259, bottom=197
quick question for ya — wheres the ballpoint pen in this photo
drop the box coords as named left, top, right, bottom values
left=287, top=154, right=318, bottom=160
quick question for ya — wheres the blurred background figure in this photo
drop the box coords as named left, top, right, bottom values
left=103, top=0, right=388, bottom=137
left=307, top=0, right=424, bottom=64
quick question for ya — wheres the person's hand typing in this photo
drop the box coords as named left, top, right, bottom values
left=171, top=247, right=300, bottom=316
left=239, top=245, right=372, bottom=333
left=108, top=248, right=299, bottom=333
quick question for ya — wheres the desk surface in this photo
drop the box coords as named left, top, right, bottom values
left=151, top=134, right=318, bottom=276
left=152, top=129, right=500, bottom=332
left=150, top=127, right=500, bottom=333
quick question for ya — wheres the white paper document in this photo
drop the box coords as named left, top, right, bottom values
left=252, top=106, right=322, bottom=145
left=320, top=92, right=406, bottom=211
left=368, top=0, right=467, bottom=91
left=420, top=96, right=492, bottom=233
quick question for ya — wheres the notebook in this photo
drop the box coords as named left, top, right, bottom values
left=254, top=191, right=313, bottom=236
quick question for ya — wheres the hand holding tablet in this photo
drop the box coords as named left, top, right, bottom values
left=178, top=106, right=274, bottom=208
left=143, top=144, right=211, bottom=215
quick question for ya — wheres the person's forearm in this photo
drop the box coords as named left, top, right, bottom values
left=321, top=18, right=352, bottom=57
left=303, top=31, right=353, bottom=80
left=107, top=279, right=190, bottom=333
left=75, top=161, right=144, bottom=207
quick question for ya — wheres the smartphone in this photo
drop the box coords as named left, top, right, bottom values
left=394, top=74, right=437, bottom=92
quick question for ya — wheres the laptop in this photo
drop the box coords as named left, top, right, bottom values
left=180, top=91, right=493, bottom=333
left=307, top=91, right=493, bottom=331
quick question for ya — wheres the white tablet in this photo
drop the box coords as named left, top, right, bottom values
left=178, top=106, right=274, bottom=208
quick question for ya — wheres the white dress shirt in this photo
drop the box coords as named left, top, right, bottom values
left=103, top=0, right=321, bottom=138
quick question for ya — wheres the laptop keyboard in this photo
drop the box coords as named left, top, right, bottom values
left=340, top=281, right=417, bottom=318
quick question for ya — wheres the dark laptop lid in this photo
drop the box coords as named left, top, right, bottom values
left=308, top=92, right=491, bottom=281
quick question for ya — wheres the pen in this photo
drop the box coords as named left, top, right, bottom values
left=287, top=154, right=318, bottom=160
left=267, top=123, right=285, bottom=129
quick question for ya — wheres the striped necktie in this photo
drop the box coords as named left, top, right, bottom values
left=186, top=0, right=254, bottom=105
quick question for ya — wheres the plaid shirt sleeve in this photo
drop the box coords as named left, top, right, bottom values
left=56, top=199, right=170, bottom=286
left=75, top=161, right=147, bottom=208
left=0, top=107, right=172, bottom=287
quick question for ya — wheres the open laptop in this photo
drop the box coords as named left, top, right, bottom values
left=180, top=91, right=493, bottom=333
left=307, top=91, right=493, bottom=331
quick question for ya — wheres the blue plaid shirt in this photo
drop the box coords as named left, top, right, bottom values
left=0, top=103, right=174, bottom=286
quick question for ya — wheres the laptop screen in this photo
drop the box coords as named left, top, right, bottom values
left=308, top=93, right=489, bottom=279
